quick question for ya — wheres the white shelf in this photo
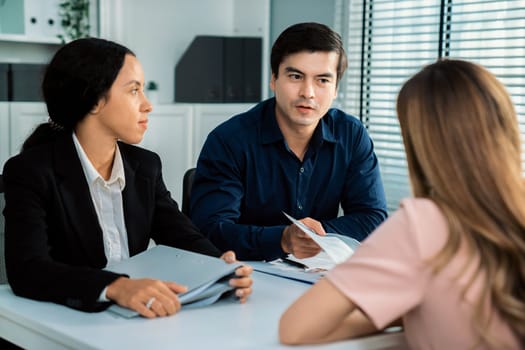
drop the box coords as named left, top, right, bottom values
left=0, top=33, right=62, bottom=45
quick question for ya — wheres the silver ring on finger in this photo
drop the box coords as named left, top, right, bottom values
left=146, top=297, right=156, bottom=309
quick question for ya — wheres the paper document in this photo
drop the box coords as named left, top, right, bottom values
left=249, top=260, right=322, bottom=284
left=104, top=245, right=241, bottom=318
left=284, top=251, right=337, bottom=271
left=283, top=212, right=356, bottom=265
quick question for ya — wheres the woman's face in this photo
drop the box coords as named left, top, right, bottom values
left=93, top=54, right=152, bottom=144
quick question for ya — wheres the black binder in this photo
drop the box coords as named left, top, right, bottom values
left=175, top=36, right=262, bottom=103
left=0, top=64, right=8, bottom=101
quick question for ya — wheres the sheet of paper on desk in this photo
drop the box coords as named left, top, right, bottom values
left=285, top=251, right=337, bottom=270
left=283, top=212, right=357, bottom=266
left=250, top=260, right=323, bottom=284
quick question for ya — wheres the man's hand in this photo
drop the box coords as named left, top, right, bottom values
left=281, top=217, right=326, bottom=258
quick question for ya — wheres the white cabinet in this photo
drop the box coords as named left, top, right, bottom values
left=23, top=0, right=61, bottom=39
left=0, top=101, right=48, bottom=170
left=192, top=103, right=255, bottom=164
left=0, top=0, right=97, bottom=45
left=139, top=103, right=255, bottom=203
left=140, top=105, right=194, bottom=204
left=9, top=102, right=48, bottom=156
left=0, top=0, right=61, bottom=44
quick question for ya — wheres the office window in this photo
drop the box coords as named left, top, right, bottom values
left=446, top=0, right=525, bottom=165
left=337, top=0, right=525, bottom=211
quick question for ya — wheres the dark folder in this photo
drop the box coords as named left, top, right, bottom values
left=104, top=245, right=241, bottom=318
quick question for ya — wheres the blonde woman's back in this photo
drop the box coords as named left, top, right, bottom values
left=327, top=198, right=520, bottom=349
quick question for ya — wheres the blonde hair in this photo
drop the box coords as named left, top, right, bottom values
left=396, top=59, right=525, bottom=347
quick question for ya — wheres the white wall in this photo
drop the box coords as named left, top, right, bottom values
left=99, top=0, right=270, bottom=104
left=233, top=0, right=271, bottom=96
left=270, top=0, right=337, bottom=44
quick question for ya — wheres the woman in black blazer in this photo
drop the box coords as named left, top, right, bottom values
left=2, top=38, right=252, bottom=317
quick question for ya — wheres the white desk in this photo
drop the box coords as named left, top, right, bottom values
left=0, top=271, right=407, bottom=350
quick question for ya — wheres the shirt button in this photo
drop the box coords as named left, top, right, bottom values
left=299, top=167, right=304, bottom=173
left=298, top=204, right=303, bottom=210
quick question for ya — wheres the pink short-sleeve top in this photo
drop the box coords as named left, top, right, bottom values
left=326, top=198, right=519, bottom=349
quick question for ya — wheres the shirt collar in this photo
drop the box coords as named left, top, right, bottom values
left=72, top=133, right=126, bottom=190
left=260, top=97, right=338, bottom=146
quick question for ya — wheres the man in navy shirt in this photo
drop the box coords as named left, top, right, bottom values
left=190, top=22, right=387, bottom=261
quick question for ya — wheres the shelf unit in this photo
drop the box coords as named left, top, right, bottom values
left=0, top=33, right=62, bottom=45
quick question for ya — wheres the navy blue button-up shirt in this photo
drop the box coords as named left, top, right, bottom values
left=190, top=98, right=387, bottom=261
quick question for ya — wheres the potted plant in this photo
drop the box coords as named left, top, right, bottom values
left=58, top=0, right=90, bottom=43
left=146, top=81, right=159, bottom=104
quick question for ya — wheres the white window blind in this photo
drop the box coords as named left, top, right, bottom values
left=338, top=0, right=525, bottom=211
left=446, top=0, right=525, bottom=166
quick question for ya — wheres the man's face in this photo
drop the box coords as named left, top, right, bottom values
left=270, top=51, right=339, bottom=131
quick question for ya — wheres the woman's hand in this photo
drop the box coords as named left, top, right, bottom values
left=106, top=277, right=188, bottom=318
left=220, top=251, right=254, bottom=303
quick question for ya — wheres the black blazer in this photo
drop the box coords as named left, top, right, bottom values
left=2, top=133, right=221, bottom=312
